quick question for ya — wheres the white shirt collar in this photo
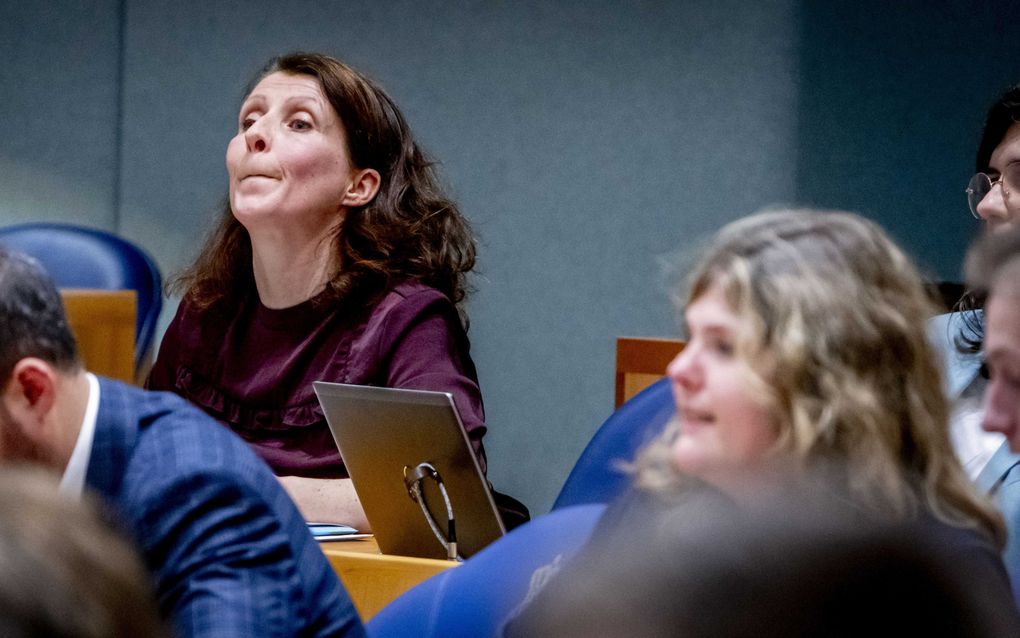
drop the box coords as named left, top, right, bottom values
left=59, top=373, right=100, bottom=499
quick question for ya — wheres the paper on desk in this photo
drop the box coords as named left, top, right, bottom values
left=307, top=522, right=373, bottom=542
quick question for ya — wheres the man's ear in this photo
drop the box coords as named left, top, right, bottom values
left=340, top=168, right=381, bottom=208
left=2, top=359, right=57, bottom=432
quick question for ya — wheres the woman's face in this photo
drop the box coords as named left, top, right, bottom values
left=226, top=72, right=356, bottom=232
left=976, top=121, right=1020, bottom=233
left=667, top=284, right=779, bottom=490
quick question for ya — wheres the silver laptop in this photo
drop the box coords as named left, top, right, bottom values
left=313, top=381, right=506, bottom=560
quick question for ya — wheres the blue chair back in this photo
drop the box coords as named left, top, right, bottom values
left=0, top=223, right=163, bottom=372
left=552, top=378, right=674, bottom=510
left=367, top=503, right=606, bottom=638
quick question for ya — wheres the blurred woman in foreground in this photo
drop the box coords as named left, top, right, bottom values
left=506, top=209, right=1017, bottom=636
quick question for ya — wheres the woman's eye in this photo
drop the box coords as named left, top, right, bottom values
left=290, top=119, right=312, bottom=131
left=710, top=339, right=734, bottom=356
left=240, top=117, right=256, bottom=131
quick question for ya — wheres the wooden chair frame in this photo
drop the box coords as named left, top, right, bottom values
left=614, top=336, right=684, bottom=408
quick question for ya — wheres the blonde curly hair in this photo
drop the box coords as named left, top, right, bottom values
left=637, top=209, right=1004, bottom=545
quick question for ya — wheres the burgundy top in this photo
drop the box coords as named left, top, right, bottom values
left=147, top=281, right=487, bottom=477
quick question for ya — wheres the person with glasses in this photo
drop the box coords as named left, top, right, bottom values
left=967, top=87, right=1020, bottom=233
left=930, top=85, right=1020, bottom=600
left=931, top=87, right=1020, bottom=481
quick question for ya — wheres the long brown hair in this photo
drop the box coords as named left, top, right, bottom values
left=173, top=53, right=476, bottom=318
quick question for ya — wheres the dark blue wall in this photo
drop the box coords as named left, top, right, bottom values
left=794, top=2, right=1020, bottom=281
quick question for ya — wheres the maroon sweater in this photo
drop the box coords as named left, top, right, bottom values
left=148, top=281, right=487, bottom=477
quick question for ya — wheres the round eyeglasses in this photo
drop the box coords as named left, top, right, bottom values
left=965, top=162, right=1020, bottom=220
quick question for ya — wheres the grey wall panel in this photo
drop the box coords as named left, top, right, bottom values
left=0, top=2, right=121, bottom=228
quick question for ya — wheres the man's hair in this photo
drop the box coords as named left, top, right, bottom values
left=0, top=249, right=79, bottom=382
left=966, top=225, right=1020, bottom=298
left=636, top=209, right=1004, bottom=544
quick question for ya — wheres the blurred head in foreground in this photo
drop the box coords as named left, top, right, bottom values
left=512, top=494, right=1016, bottom=638
left=0, top=465, right=166, bottom=637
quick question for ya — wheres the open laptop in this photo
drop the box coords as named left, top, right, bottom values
left=313, top=381, right=506, bottom=560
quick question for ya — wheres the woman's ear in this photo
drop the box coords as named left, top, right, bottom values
left=341, top=168, right=381, bottom=208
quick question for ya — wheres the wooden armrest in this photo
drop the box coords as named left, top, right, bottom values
left=615, top=336, right=684, bottom=407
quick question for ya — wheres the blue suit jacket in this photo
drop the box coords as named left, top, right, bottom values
left=931, top=312, right=1020, bottom=601
left=86, top=378, right=365, bottom=638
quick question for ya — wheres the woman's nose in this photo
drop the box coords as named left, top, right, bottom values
left=666, top=345, right=700, bottom=393
left=244, top=121, right=269, bottom=153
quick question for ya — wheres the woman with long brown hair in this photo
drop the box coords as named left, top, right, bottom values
left=148, top=52, right=525, bottom=530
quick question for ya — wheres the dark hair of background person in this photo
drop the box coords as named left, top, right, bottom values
left=958, top=85, right=1020, bottom=354
left=509, top=490, right=1020, bottom=638
left=172, top=52, right=477, bottom=322
left=0, top=465, right=168, bottom=638
left=0, top=249, right=79, bottom=383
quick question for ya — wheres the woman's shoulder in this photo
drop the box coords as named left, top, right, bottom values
left=364, top=280, right=458, bottom=325
left=922, top=513, right=998, bottom=554
left=383, top=280, right=451, bottom=305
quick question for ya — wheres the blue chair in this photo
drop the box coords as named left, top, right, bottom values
left=0, top=223, right=163, bottom=375
left=552, top=378, right=674, bottom=510
left=367, top=502, right=605, bottom=638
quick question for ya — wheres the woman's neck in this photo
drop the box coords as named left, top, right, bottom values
left=706, top=459, right=795, bottom=508
left=249, top=226, right=338, bottom=309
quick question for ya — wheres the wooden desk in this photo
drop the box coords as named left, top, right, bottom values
left=61, top=289, right=136, bottom=384
left=321, top=537, right=458, bottom=621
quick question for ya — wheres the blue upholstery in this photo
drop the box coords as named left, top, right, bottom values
left=552, top=377, right=674, bottom=510
left=0, top=223, right=162, bottom=373
left=367, top=502, right=606, bottom=638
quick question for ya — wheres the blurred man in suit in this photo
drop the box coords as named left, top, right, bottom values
left=0, top=248, right=363, bottom=638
